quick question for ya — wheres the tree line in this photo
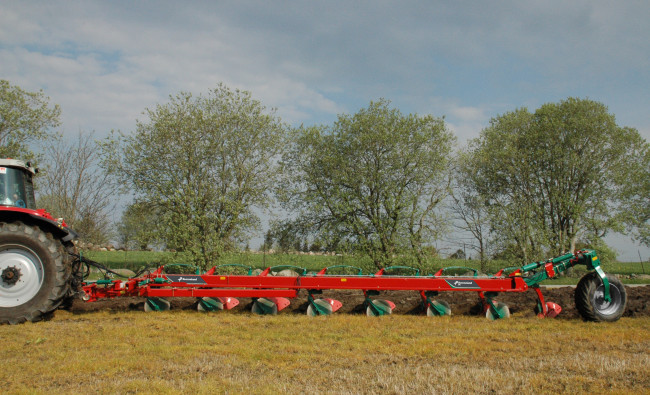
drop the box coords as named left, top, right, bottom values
left=1, top=79, right=648, bottom=269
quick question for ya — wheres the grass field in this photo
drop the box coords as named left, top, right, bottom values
left=80, top=250, right=650, bottom=284
left=2, top=310, right=648, bottom=394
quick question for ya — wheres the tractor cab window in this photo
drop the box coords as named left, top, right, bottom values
left=0, top=166, right=35, bottom=209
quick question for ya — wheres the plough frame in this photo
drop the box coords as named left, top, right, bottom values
left=79, top=249, right=627, bottom=321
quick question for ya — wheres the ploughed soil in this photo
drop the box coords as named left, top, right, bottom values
left=69, top=285, right=649, bottom=320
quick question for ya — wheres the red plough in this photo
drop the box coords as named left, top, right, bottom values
left=78, top=250, right=628, bottom=322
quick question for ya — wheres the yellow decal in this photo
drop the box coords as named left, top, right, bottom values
left=341, top=278, right=347, bottom=282
left=592, top=257, right=598, bottom=261
left=220, top=276, right=226, bottom=280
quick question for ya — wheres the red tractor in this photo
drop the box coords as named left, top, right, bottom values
left=0, top=159, right=79, bottom=324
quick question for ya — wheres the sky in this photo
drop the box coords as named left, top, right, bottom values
left=1, top=1, right=649, bottom=260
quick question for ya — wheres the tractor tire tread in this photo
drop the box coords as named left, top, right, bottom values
left=0, top=221, right=72, bottom=325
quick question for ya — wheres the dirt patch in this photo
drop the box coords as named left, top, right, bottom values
left=68, top=285, right=649, bottom=320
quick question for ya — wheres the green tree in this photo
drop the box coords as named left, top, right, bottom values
left=279, top=99, right=454, bottom=268
left=37, top=132, right=117, bottom=245
left=464, top=108, right=542, bottom=263
left=260, top=229, right=274, bottom=252
left=449, top=248, right=466, bottom=260
left=269, top=219, right=305, bottom=253
left=116, top=201, right=159, bottom=250
left=465, top=98, right=647, bottom=262
left=450, top=155, right=493, bottom=271
left=309, top=239, right=323, bottom=253
left=620, top=142, right=649, bottom=247
left=103, top=84, right=287, bottom=268
left=0, top=80, right=60, bottom=159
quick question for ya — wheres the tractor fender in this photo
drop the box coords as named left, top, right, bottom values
left=0, top=208, right=77, bottom=243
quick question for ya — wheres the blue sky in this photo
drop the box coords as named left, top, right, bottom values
left=1, top=1, right=648, bottom=259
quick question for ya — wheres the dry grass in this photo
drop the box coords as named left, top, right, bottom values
left=1, top=310, right=648, bottom=394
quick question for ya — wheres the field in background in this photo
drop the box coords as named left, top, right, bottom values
left=80, top=250, right=650, bottom=284
left=2, top=311, right=648, bottom=393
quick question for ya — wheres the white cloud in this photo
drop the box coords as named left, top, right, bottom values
left=0, top=1, right=648, bottom=141
left=1, top=0, right=647, bottom=254
left=445, top=106, right=489, bottom=144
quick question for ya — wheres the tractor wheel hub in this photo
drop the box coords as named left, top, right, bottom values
left=1, top=266, right=22, bottom=285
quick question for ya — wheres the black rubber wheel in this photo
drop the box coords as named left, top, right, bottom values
left=575, top=271, right=627, bottom=322
left=57, top=242, right=79, bottom=311
left=0, top=222, right=71, bottom=324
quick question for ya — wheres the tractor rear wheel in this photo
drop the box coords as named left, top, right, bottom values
left=575, top=271, right=626, bottom=322
left=0, top=222, right=70, bottom=324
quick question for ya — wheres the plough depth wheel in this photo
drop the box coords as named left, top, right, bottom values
left=575, top=272, right=626, bottom=322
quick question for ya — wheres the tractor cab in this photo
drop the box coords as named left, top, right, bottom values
left=0, top=159, right=37, bottom=210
